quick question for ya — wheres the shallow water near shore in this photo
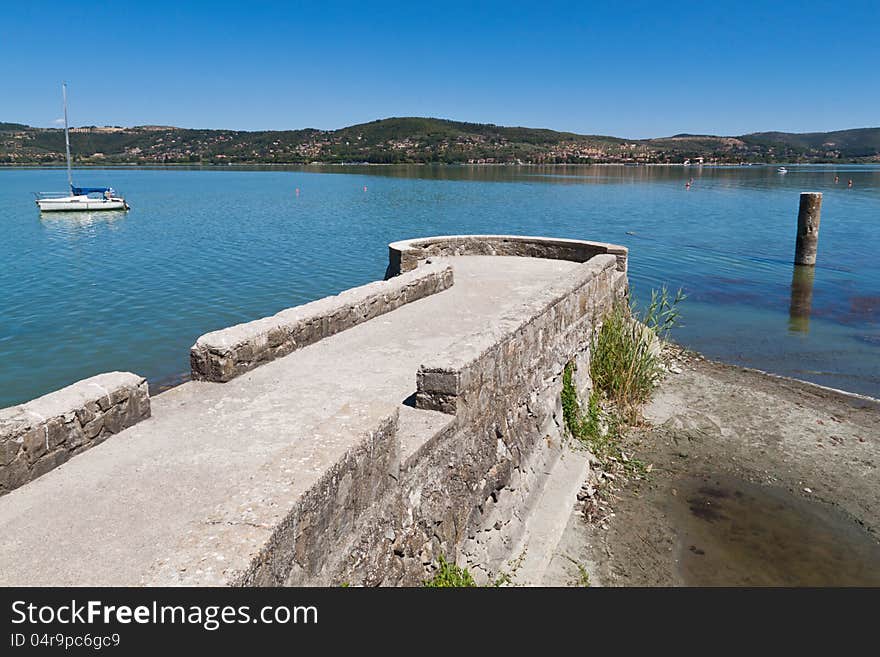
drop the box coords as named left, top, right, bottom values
left=1, top=164, right=878, bottom=406
left=670, top=474, right=880, bottom=586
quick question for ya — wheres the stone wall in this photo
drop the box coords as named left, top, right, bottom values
left=416, top=254, right=626, bottom=417
left=260, top=406, right=400, bottom=587
left=386, top=234, right=628, bottom=278
left=191, top=262, right=454, bottom=383
left=316, top=250, right=628, bottom=585
left=0, top=372, right=150, bottom=495
left=417, top=255, right=626, bottom=581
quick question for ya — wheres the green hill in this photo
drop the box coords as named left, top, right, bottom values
left=741, top=128, right=880, bottom=159
left=1, top=117, right=878, bottom=165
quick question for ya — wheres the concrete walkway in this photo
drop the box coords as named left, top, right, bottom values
left=0, top=255, right=580, bottom=585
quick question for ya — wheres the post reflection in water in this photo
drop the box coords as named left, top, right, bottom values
left=789, top=265, right=816, bottom=334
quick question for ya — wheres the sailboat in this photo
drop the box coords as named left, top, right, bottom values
left=35, top=84, right=129, bottom=212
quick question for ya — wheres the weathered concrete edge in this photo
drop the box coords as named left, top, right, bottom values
left=234, top=406, right=400, bottom=586
left=0, top=372, right=150, bottom=494
left=190, top=263, right=455, bottom=383
left=386, top=234, right=628, bottom=278
left=415, top=253, right=623, bottom=413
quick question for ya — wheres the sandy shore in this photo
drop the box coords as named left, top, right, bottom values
left=544, top=349, right=880, bottom=586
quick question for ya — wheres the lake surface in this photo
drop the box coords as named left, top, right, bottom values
left=1, top=164, right=878, bottom=407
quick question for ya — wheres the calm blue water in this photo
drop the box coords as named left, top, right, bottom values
left=1, top=164, right=878, bottom=406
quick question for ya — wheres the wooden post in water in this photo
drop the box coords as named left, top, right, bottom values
left=794, top=192, right=823, bottom=266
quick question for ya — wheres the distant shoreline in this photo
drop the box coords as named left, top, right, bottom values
left=2, top=161, right=877, bottom=169
left=5, top=119, right=878, bottom=168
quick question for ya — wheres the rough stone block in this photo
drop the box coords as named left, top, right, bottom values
left=0, top=454, right=29, bottom=492
left=31, top=450, right=70, bottom=480
left=83, top=416, right=103, bottom=439
left=66, top=424, right=87, bottom=450
left=46, top=418, right=67, bottom=450
left=417, top=369, right=460, bottom=395
left=75, top=405, right=96, bottom=426
left=191, top=263, right=454, bottom=383
left=0, top=437, right=20, bottom=467
left=22, top=428, right=47, bottom=463
left=102, top=406, right=125, bottom=434
left=0, top=372, right=151, bottom=494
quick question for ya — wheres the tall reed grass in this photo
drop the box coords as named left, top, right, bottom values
left=590, top=286, right=684, bottom=423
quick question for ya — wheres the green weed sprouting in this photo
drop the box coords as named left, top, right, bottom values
left=590, top=286, right=685, bottom=423
left=644, top=286, right=687, bottom=338
left=423, top=555, right=477, bottom=588
left=561, top=362, right=581, bottom=437
left=589, top=301, right=659, bottom=424
left=562, top=286, right=685, bottom=474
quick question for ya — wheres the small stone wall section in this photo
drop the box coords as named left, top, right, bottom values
left=261, top=407, right=400, bottom=586
left=386, top=234, right=628, bottom=278
left=144, top=402, right=401, bottom=586
left=0, top=372, right=150, bottom=495
left=190, top=263, right=455, bottom=383
left=416, top=253, right=626, bottom=417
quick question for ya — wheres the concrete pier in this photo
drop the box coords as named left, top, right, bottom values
left=0, top=236, right=628, bottom=586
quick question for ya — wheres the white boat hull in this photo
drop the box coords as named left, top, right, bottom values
left=36, top=195, right=129, bottom=212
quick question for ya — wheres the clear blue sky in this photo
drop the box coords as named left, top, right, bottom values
left=3, top=0, right=877, bottom=138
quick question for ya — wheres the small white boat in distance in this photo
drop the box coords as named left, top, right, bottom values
left=36, top=188, right=129, bottom=212
left=35, top=83, right=129, bottom=213
left=777, top=166, right=788, bottom=174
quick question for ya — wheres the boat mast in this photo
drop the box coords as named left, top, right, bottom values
left=62, top=82, right=73, bottom=193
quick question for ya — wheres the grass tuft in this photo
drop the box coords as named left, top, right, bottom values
left=590, top=286, right=685, bottom=423
left=423, top=555, right=477, bottom=587
left=563, top=286, right=685, bottom=474
left=590, top=305, right=654, bottom=422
